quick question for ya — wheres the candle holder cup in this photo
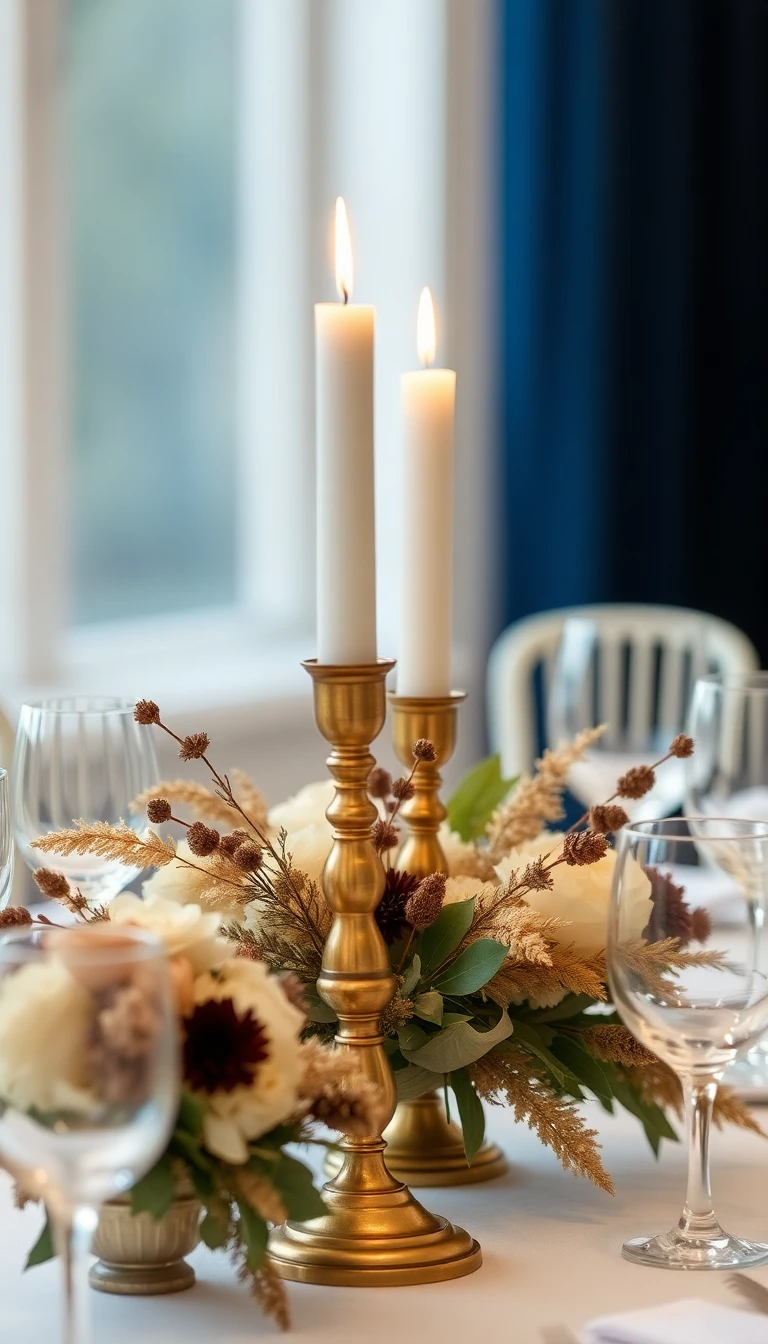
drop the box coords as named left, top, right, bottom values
left=267, top=660, right=481, bottom=1286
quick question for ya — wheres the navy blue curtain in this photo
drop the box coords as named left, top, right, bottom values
left=499, top=0, right=768, bottom=658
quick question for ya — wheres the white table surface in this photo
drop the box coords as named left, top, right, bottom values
left=2, top=1103, right=768, bottom=1343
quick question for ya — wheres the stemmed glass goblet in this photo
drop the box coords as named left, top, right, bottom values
left=0, top=924, right=180, bottom=1343
left=13, top=698, right=159, bottom=905
left=0, top=768, right=14, bottom=911
left=608, top=817, right=768, bottom=1270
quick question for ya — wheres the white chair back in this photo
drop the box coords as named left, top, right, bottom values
left=487, top=604, right=759, bottom=777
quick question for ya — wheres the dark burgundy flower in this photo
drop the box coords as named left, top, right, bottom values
left=375, top=868, right=420, bottom=945
left=183, top=998, right=269, bottom=1093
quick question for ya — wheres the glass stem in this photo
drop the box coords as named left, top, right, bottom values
left=54, top=1206, right=96, bottom=1344
left=679, top=1075, right=721, bottom=1240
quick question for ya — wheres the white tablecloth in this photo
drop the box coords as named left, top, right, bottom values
left=2, top=1103, right=768, bottom=1343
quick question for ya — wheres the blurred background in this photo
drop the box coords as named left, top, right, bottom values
left=0, top=0, right=766, bottom=799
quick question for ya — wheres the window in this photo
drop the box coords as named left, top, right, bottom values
left=68, top=0, right=238, bottom=624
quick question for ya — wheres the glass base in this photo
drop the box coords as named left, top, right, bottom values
left=622, top=1225, right=768, bottom=1270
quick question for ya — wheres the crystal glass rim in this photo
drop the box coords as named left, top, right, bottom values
left=19, top=697, right=138, bottom=717
left=695, top=671, right=768, bottom=694
left=0, top=924, right=165, bottom=966
left=621, top=816, right=768, bottom=843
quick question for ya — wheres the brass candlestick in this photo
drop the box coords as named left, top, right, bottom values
left=267, top=661, right=481, bottom=1286
left=385, top=691, right=507, bottom=1186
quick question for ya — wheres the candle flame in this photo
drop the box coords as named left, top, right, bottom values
left=335, top=197, right=353, bottom=302
left=417, top=286, right=436, bottom=367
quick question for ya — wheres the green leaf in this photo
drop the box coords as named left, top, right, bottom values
left=25, top=1216, right=54, bottom=1270
left=271, top=1154, right=326, bottom=1222
left=401, top=955, right=421, bottom=998
left=526, top=994, right=598, bottom=1024
left=418, top=899, right=475, bottom=977
left=449, top=1068, right=486, bottom=1163
left=177, top=1091, right=206, bottom=1138
left=304, top=983, right=338, bottom=1024
left=412, top=991, right=444, bottom=1025
left=199, top=1211, right=229, bottom=1250
left=397, top=1022, right=430, bottom=1053
left=608, top=1072, right=678, bottom=1157
left=503, top=1022, right=584, bottom=1098
left=402, top=1012, right=513, bottom=1073
left=441, top=1013, right=473, bottom=1025
left=432, top=939, right=508, bottom=996
left=237, top=1202, right=269, bottom=1269
left=129, top=1155, right=176, bottom=1221
left=394, top=1064, right=440, bottom=1101
left=446, top=754, right=517, bottom=841
left=551, top=1036, right=614, bottom=1110
left=170, top=1128, right=214, bottom=1174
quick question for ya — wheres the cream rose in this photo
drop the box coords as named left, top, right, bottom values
left=190, top=960, right=305, bottom=1163
left=495, top=832, right=652, bottom=958
left=142, top=841, right=246, bottom=921
left=269, top=780, right=334, bottom=836
left=109, top=893, right=228, bottom=974
left=443, top=875, right=497, bottom=906
left=0, top=957, right=96, bottom=1114
left=438, top=823, right=484, bottom=878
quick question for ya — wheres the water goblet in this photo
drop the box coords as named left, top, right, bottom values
left=608, top=817, right=768, bottom=1270
left=13, top=698, right=159, bottom=905
left=0, top=924, right=179, bottom=1342
left=0, top=768, right=13, bottom=911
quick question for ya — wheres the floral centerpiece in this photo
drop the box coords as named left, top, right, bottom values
left=6, top=851, right=376, bottom=1326
left=28, top=702, right=761, bottom=1204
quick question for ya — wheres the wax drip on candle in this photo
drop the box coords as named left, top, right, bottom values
left=335, top=197, right=353, bottom=305
left=417, top=286, right=436, bottom=368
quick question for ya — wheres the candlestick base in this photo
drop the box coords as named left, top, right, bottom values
left=324, top=1093, right=507, bottom=1188
left=269, top=1141, right=481, bottom=1286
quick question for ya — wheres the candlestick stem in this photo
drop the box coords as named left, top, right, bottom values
left=267, top=661, right=481, bottom=1286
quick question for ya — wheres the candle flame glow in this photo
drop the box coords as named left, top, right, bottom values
left=417, top=287, right=436, bottom=367
left=335, top=197, right=353, bottom=302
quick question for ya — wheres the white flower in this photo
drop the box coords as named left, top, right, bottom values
left=444, top=875, right=497, bottom=906
left=191, top=960, right=305, bottom=1164
left=495, top=832, right=652, bottom=958
left=0, top=957, right=96, bottom=1114
left=438, top=823, right=484, bottom=877
left=142, top=841, right=246, bottom=921
left=269, top=780, right=334, bottom=836
left=109, top=892, right=228, bottom=974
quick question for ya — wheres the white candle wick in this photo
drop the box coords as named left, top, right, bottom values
left=335, top=197, right=354, bottom=304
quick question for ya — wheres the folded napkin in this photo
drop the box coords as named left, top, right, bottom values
left=583, top=1298, right=768, bottom=1344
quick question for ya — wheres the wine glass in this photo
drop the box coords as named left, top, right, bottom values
left=608, top=817, right=768, bottom=1270
left=0, top=923, right=179, bottom=1342
left=686, top=671, right=768, bottom=1094
left=13, top=698, right=159, bottom=905
left=0, top=769, right=14, bottom=911
left=548, top=618, right=702, bottom=819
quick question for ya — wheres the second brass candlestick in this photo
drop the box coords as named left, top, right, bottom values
left=267, top=661, right=480, bottom=1285
left=386, top=691, right=507, bottom=1186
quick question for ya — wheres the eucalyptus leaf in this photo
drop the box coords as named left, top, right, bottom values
left=397, top=1022, right=430, bottom=1053
left=418, top=899, right=475, bottom=976
left=129, top=1155, right=176, bottom=1221
left=441, top=1013, right=473, bottom=1025
left=199, top=1211, right=229, bottom=1250
left=395, top=1064, right=440, bottom=1101
left=271, top=1154, right=327, bottom=1221
left=25, top=1216, right=53, bottom=1270
left=446, top=754, right=517, bottom=841
left=432, top=939, right=508, bottom=996
left=527, top=994, right=598, bottom=1024
left=551, top=1036, right=614, bottom=1109
left=401, top=955, right=422, bottom=998
left=402, top=1011, right=513, bottom=1073
left=237, top=1202, right=269, bottom=1269
left=412, top=991, right=444, bottom=1025
left=609, top=1072, right=678, bottom=1156
left=449, top=1068, right=486, bottom=1163
left=502, top=1022, right=584, bottom=1097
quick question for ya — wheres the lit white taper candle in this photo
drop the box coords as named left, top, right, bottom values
left=398, top=288, right=456, bottom=696
left=314, top=199, right=377, bottom=664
